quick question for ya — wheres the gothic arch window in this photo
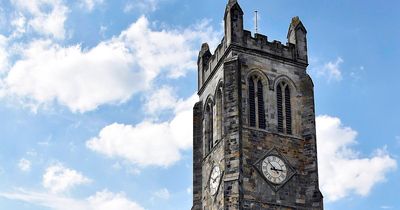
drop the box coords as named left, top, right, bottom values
left=248, top=75, right=266, bottom=129
left=205, top=100, right=214, bottom=153
left=276, top=81, right=292, bottom=135
left=215, top=86, right=223, bottom=141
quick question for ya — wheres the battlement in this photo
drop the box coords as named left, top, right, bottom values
left=198, top=10, right=308, bottom=91
left=242, top=30, right=297, bottom=61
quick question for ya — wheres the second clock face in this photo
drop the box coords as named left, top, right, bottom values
left=209, top=166, right=221, bottom=195
left=261, top=155, right=288, bottom=184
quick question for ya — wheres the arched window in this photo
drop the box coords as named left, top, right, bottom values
left=276, top=81, right=292, bottom=134
left=248, top=76, right=266, bottom=129
left=205, top=101, right=213, bottom=153
left=216, top=87, right=223, bottom=140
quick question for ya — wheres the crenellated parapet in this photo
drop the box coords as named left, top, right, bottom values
left=197, top=4, right=308, bottom=92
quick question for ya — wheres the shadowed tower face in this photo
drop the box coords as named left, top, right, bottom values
left=192, top=1, right=324, bottom=210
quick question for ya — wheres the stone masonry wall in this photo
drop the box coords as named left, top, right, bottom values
left=222, top=56, right=243, bottom=210
left=192, top=102, right=203, bottom=210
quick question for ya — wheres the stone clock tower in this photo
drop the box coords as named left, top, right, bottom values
left=192, top=0, right=324, bottom=209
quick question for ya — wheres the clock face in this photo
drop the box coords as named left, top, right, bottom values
left=209, top=166, right=221, bottom=195
left=261, top=155, right=288, bottom=184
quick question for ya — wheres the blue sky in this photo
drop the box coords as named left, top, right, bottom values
left=0, top=0, right=399, bottom=209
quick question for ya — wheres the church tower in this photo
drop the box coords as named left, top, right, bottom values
left=192, top=1, right=324, bottom=209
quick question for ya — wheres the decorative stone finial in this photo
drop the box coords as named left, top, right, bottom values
left=226, top=0, right=238, bottom=9
left=199, top=43, right=210, bottom=55
left=291, top=16, right=301, bottom=27
left=228, top=0, right=237, bottom=4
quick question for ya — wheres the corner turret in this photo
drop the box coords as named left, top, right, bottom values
left=287, top=16, right=308, bottom=63
left=197, top=43, right=212, bottom=90
left=224, top=0, right=244, bottom=46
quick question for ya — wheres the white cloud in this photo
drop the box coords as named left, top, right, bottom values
left=0, top=7, right=6, bottom=29
left=0, top=35, right=9, bottom=73
left=10, top=13, right=27, bottom=38
left=18, top=158, right=32, bottom=172
left=26, top=149, right=38, bottom=157
left=86, top=93, right=198, bottom=167
left=43, top=164, right=92, bottom=194
left=3, top=39, right=137, bottom=113
left=120, top=17, right=217, bottom=79
left=79, top=0, right=104, bottom=11
left=317, top=115, right=397, bottom=201
left=186, top=187, right=192, bottom=195
left=124, top=0, right=159, bottom=13
left=152, top=188, right=170, bottom=200
left=0, top=189, right=144, bottom=210
left=88, top=190, right=144, bottom=210
left=1, top=16, right=219, bottom=113
left=144, top=86, right=178, bottom=115
left=99, top=25, right=108, bottom=38
left=11, top=0, right=68, bottom=39
left=311, top=57, right=343, bottom=82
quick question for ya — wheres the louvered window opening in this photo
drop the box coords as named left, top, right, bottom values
left=216, top=89, right=223, bottom=140
left=206, top=104, right=213, bottom=153
left=249, top=79, right=256, bottom=127
left=285, top=86, right=292, bottom=135
left=257, top=80, right=266, bottom=129
left=277, top=85, right=284, bottom=133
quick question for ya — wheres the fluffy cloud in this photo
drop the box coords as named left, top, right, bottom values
left=152, top=188, right=170, bottom=200
left=86, top=93, right=198, bottom=167
left=0, top=35, right=9, bottom=73
left=79, top=0, right=104, bottom=11
left=1, top=164, right=143, bottom=209
left=310, top=57, right=343, bottom=82
left=0, top=189, right=144, bottom=210
left=18, top=158, right=32, bottom=172
left=3, top=39, right=138, bottom=113
left=1, top=16, right=219, bottom=113
left=317, top=115, right=397, bottom=201
left=9, top=12, right=28, bottom=39
left=124, top=0, right=159, bottom=13
left=88, top=190, right=144, bottom=210
left=144, top=86, right=178, bottom=115
left=43, top=164, right=92, bottom=193
left=11, top=0, right=68, bottom=39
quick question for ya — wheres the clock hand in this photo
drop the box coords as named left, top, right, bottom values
left=267, top=160, right=277, bottom=170
left=271, top=168, right=284, bottom=172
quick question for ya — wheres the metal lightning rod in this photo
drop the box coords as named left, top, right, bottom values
left=255, top=10, right=259, bottom=34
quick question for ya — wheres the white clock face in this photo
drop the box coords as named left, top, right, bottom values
left=261, top=155, right=288, bottom=184
left=209, top=166, right=221, bottom=195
